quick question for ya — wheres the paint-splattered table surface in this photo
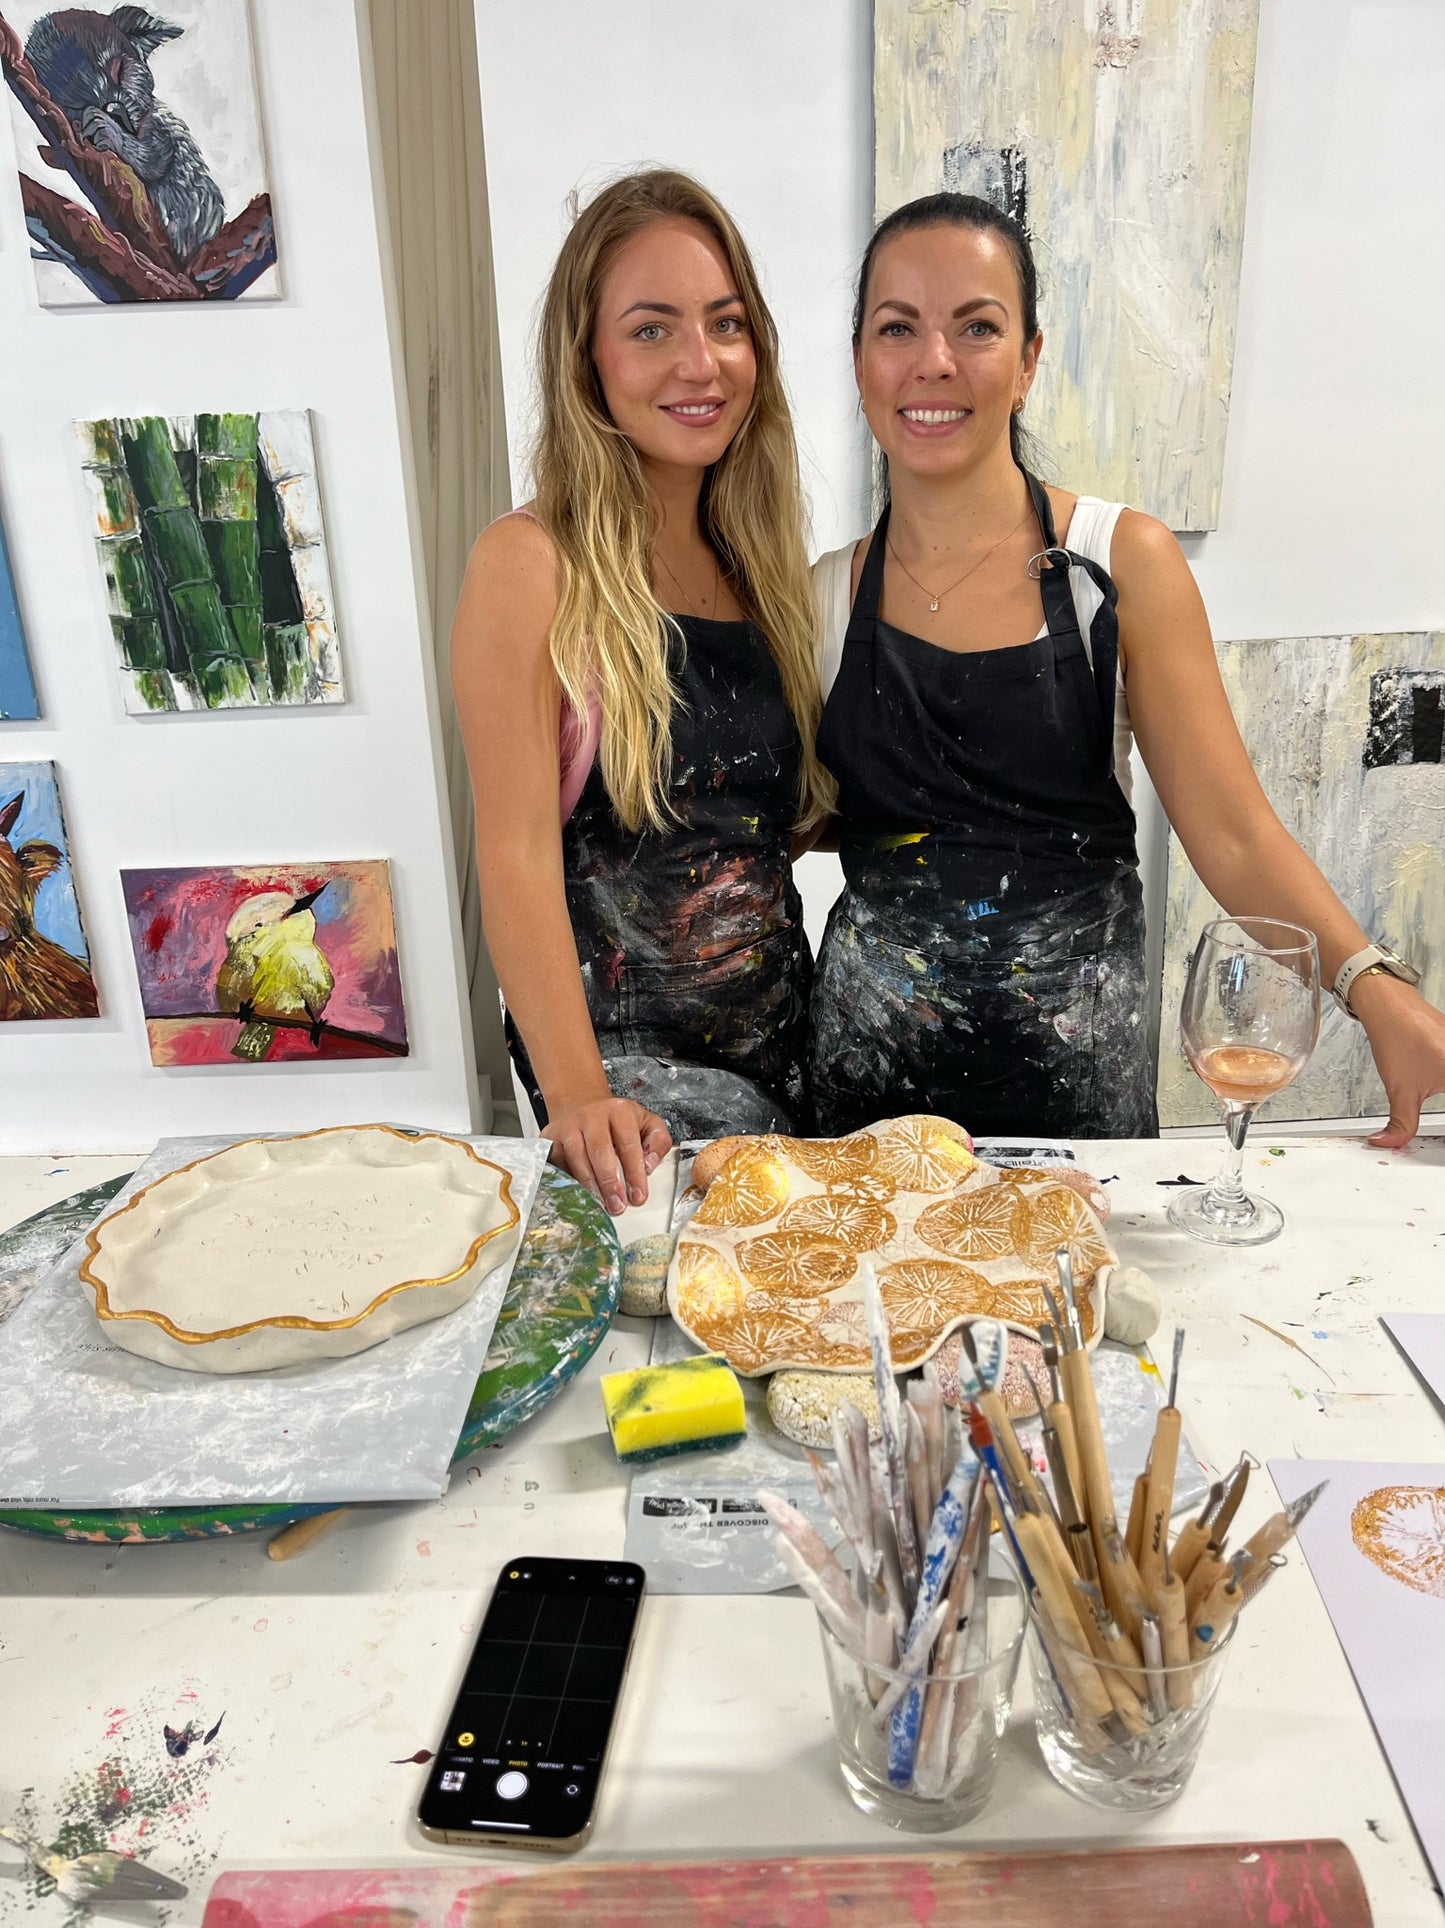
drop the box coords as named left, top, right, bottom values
left=2, top=1135, right=1444, bottom=1925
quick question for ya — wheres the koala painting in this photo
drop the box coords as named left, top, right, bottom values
left=0, top=0, right=279, bottom=303
left=25, top=7, right=225, bottom=263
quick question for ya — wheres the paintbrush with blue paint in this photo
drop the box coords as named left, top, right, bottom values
left=879, top=1444, right=981, bottom=1778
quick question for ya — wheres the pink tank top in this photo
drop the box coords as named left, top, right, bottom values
left=500, top=507, right=602, bottom=825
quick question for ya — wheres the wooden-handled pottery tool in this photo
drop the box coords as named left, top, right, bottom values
left=1138, top=1329, right=1185, bottom=1600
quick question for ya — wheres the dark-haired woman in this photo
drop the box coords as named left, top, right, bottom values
left=809, top=193, right=1445, bottom=1146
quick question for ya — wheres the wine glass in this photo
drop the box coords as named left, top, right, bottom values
left=1167, top=917, right=1321, bottom=1246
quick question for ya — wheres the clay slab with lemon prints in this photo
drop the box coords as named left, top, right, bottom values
left=667, top=1116, right=1113, bottom=1375
left=81, top=1125, right=521, bottom=1373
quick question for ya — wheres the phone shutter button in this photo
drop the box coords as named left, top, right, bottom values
left=495, top=1771, right=528, bottom=1801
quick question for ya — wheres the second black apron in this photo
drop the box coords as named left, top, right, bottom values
left=810, top=475, right=1157, bottom=1140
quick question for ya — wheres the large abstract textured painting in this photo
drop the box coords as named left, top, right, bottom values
left=77, top=411, right=342, bottom=714
left=0, top=0, right=279, bottom=305
left=0, top=761, right=99, bottom=1020
left=1160, top=633, right=1445, bottom=1124
left=874, top=0, right=1259, bottom=532
left=121, top=860, right=409, bottom=1067
left=0, top=508, right=38, bottom=720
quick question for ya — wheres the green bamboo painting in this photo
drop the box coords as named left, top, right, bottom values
left=76, top=411, right=343, bottom=715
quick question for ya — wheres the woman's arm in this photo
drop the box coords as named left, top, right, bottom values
left=1115, top=511, right=1445, bottom=1148
left=451, top=514, right=671, bottom=1208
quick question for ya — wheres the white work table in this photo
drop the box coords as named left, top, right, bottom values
left=1, top=1133, right=1443, bottom=1923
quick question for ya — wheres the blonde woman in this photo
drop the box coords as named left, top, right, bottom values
left=453, top=171, right=829, bottom=1212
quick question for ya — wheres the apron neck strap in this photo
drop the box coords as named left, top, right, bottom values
left=850, top=499, right=891, bottom=630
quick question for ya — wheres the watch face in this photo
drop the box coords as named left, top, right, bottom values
left=1376, top=945, right=1422, bottom=985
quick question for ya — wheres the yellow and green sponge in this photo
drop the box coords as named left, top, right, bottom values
left=601, top=1354, right=747, bottom=1463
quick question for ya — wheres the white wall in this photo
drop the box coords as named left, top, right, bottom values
left=473, top=0, right=1444, bottom=976
left=0, top=0, right=479, bottom=1153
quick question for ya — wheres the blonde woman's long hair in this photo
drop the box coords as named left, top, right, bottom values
left=533, top=169, right=832, bottom=834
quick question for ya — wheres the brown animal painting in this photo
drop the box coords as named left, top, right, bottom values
left=0, top=773, right=100, bottom=1020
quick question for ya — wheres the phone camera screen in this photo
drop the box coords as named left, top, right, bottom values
left=418, top=1557, right=643, bottom=1842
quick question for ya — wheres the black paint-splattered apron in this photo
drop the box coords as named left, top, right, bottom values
left=509, top=613, right=811, bottom=1141
left=810, top=474, right=1157, bottom=1140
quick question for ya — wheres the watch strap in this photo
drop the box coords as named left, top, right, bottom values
left=1332, top=943, right=1414, bottom=1017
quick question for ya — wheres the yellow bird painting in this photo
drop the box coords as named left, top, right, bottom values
left=216, top=884, right=334, bottom=1061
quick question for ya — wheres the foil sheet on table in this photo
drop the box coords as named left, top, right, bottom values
left=628, top=1140, right=1208, bottom=1592
left=0, top=1132, right=548, bottom=1510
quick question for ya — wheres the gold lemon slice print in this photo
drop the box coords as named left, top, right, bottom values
left=672, top=1240, right=748, bottom=1323
left=785, top=1133, right=881, bottom=1184
left=980, top=1278, right=1059, bottom=1326
left=1013, top=1182, right=1112, bottom=1275
left=873, top=1115, right=978, bottom=1192
left=778, top=1193, right=897, bottom=1252
left=888, top=1327, right=936, bottom=1367
left=693, top=1147, right=792, bottom=1228
left=824, top=1171, right=897, bottom=1204
left=734, top=1231, right=857, bottom=1295
left=1352, top=1485, right=1445, bottom=1601
left=880, top=1257, right=991, bottom=1328
left=693, top=1307, right=823, bottom=1375
left=916, top=1183, right=1028, bottom=1261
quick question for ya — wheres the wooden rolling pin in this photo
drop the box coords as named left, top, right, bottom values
left=202, top=1840, right=1374, bottom=1927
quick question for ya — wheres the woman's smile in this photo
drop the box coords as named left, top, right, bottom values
left=898, top=403, right=973, bottom=436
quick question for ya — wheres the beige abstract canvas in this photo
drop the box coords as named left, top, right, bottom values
left=1160, top=633, right=1445, bottom=1124
left=874, top=0, right=1259, bottom=532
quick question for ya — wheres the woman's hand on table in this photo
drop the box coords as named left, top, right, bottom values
left=1353, top=974, right=1445, bottom=1148
left=542, top=1091, right=673, bottom=1214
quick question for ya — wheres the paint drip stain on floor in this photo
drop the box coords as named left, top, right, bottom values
left=1352, top=1485, right=1445, bottom=1601
left=1, top=1687, right=229, bottom=1920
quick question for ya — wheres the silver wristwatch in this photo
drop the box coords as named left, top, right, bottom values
left=1331, top=941, right=1422, bottom=1018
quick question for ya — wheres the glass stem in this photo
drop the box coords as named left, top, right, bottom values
left=1204, top=1105, right=1255, bottom=1215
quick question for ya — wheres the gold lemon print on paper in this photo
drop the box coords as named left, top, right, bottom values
left=1352, top=1485, right=1445, bottom=1601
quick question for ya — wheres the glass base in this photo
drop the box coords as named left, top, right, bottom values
left=1035, top=1727, right=1198, bottom=1812
left=838, top=1758, right=992, bottom=1833
left=1167, top=1184, right=1284, bottom=1246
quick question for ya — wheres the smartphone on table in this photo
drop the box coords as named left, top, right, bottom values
left=417, top=1554, right=645, bottom=1851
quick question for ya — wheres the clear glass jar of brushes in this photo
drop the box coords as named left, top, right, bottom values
left=1026, top=1604, right=1237, bottom=1810
left=815, top=1547, right=1028, bottom=1832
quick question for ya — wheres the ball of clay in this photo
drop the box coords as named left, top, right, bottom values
left=933, top=1326, right=1047, bottom=1419
left=690, top=1135, right=754, bottom=1192
left=767, top=1368, right=881, bottom=1449
left=618, top=1233, right=673, bottom=1318
left=1103, top=1263, right=1162, bottom=1345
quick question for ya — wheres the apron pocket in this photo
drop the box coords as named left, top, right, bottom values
left=619, top=922, right=803, bottom=1067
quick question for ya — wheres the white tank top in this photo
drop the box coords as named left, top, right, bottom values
left=813, top=495, right=1135, bottom=804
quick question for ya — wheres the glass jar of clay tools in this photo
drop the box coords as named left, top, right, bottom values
left=1026, top=1604, right=1236, bottom=1810
left=815, top=1547, right=1027, bottom=1832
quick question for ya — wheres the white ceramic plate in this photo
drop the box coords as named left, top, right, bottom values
left=80, top=1125, right=521, bottom=1374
